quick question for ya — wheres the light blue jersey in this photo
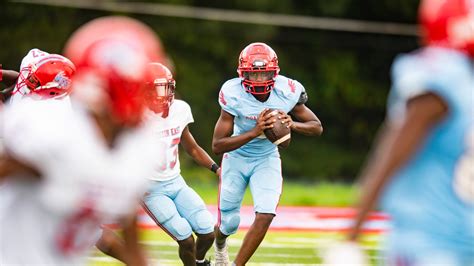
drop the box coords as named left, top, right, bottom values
left=217, top=75, right=303, bottom=235
left=383, top=47, right=474, bottom=265
left=218, top=75, right=303, bottom=157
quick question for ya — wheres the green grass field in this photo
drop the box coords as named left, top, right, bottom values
left=88, top=177, right=373, bottom=265
left=187, top=179, right=359, bottom=207
left=89, top=229, right=383, bottom=265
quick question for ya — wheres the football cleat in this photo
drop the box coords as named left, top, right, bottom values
left=196, top=258, right=213, bottom=266
left=214, top=243, right=230, bottom=266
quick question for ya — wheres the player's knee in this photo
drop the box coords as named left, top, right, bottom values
left=220, top=209, right=240, bottom=235
left=163, top=214, right=192, bottom=241
left=192, top=209, right=214, bottom=233
left=177, top=235, right=195, bottom=251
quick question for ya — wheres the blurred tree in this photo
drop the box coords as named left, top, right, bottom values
left=0, top=1, right=419, bottom=180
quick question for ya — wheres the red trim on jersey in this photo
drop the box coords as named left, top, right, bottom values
left=275, top=159, right=284, bottom=213
left=171, top=137, right=180, bottom=145
left=219, top=90, right=227, bottom=106
left=216, top=155, right=225, bottom=229
left=288, top=79, right=296, bottom=93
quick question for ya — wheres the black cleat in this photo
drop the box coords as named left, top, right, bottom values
left=196, top=259, right=212, bottom=266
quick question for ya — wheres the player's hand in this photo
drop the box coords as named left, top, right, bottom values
left=252, top=108, right=275, bottom=137
left=277, top=110, right=293, bottom=129
left=216, top=167, right=221, bottom=177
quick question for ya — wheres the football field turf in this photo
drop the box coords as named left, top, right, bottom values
left=89, top=229, right=383, bottom=265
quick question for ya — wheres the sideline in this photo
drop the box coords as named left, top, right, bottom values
left=134, top=205, right=390, bottom=233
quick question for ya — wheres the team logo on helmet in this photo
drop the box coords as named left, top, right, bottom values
left=53, top=71, right=72, bottom=89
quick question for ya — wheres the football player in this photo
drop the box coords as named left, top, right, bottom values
left=141, top=62, right=217, bottom=266
left=1, top=48, right=137, bottom=263
left=0, top=16, right=165, bottom=266
left=344, top=0, right=474, bottom=265
left=10, top=48, right=76, bottom=105
left=212, top=42, right=323, bottom=265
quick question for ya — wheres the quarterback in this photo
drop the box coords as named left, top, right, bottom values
left=212, top=42, right=323, bottom=265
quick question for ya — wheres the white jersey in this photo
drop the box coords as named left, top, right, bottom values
left=145, top=100, right=194, bottom=181
left=0, top=100, right=161, bottom=265
left=9, top=48, right=72, bottom=107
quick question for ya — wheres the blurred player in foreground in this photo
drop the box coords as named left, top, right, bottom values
left=333, top=0, right=474, bottom=265
left=0, top=48, right=137, bottom=263
left=212, top=42, right=323, bottom=265
left=0, top=16, right=165, bottom=265
left=141, top=62, right=217, bottom=266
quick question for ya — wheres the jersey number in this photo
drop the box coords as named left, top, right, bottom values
left=55, top=200, right=100, bottom=255
left=32, top=50, right=47, bottom=58
left=160, top=137, right=180, bottom=171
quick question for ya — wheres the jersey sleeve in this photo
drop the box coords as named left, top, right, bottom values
left=180, top=100, right=194, bottom=127
left=218, top=81, right=239, bottom=116
left=282, top=77, right=304, bottom=110
left=387, top=48, right=472, bottom=121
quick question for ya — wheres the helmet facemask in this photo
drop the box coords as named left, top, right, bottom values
left=237, top=43, right=280, bottom=95
left=241, top=61, right=277, bottom=94
left=146, top=77, right=175, bottom=117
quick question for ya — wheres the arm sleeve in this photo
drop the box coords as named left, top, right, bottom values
left=218, top=87, right=238, bottom=116
left=387, top=49, right=470, bottom=121
left=182, top=101, right=194, bottom=126
left=285, top=78, right=304, bottom=110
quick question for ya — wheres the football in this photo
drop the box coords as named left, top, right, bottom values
left=263, top=109, right=291, bottom=148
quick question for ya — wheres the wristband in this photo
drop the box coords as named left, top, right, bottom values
left=210, top=163, right=219, bottom=173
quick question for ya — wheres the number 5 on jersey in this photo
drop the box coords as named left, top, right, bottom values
left=159, top=137, right=181, bottom=171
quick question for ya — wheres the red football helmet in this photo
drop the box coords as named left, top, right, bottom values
left=63, top=16, right=166, bottom=126
left=145, top=63, right=175, bottom=117
left=237, top=42, right=280, bottom=95
left=419, top=0, right=474, bottom=57
left=16, top=54, right=75, bottom=99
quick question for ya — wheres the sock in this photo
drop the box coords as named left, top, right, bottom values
left=196, top=259, right=206, bottom=263
left=215, top=240, right=226, bottom=250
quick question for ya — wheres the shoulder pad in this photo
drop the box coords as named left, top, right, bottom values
left=297, top=87, right=308, bottom=105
